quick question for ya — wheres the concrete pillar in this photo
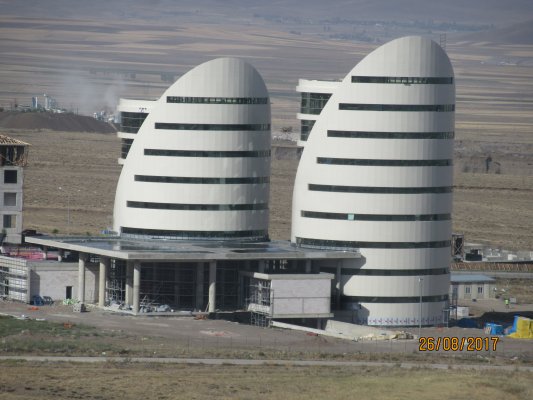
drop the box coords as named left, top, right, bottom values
left=305, top=259, right=312, bottom=274
left=208, top=261, right=216, bottom=313
left=78, top=253, right=87, bottom=303
left=133, top=261, right=141, bottom=315
left=258, top=260, right=266, bottom=273
left=196, top=262, right=204, bottom=311
left=98, top=257, right=109, bottom=307
left=58, top=249, right=64, bottom=262
left=336, top=260, right=342, bottom=310
left=125, top=261, right=133, bottom=305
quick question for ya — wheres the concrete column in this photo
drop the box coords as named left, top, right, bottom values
left=98, top=257, right=109, bottom=307
left=196, top=262, right=204, bottom=311
left=336, top=260, right=342, bottom=310
left=208, top=261, right=216, bottom=313
left=78, top=253, right=87, bottom=303
left=258, top=260, right=266, bottom=273
left=305, top=259, right=312, bottom=274
left=133, top=261, right=141, bottom=315
left=125, top=261, right=133, bottom=305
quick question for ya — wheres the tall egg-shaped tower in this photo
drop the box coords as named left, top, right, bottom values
left=291, top=37, right=454, bottom=326
left=114, top=58, right=271, bottom=241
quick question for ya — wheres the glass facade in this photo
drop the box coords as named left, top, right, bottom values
left=167, top=96, right=268, bottom=104
left=127, top=201, right=268, bottom=211
left=121, top=138, right=134, bottom=159
left=317, top=158, right=452, bottom=166
left=144, top=149, right=270, bottom=158
left=120, top=112, right=148, bottom=134
left=301, top=211, right=451, bottom=221
left=296, top=237, right=451, bottom=249
left=351, top=76, right=453, bottom=84
left=154, top=123, right=270, bottom=131
left=327, top=130, right=455, bottom=139
left=300, top=92, right=332, bottom=115
left=300, top=119, right=315, bottom=141
left=135, top=175, right=269, bottom=184
left=341, top=268, right=449, bottom=276
left=308, top=184, right=453, bottom=194
left=339, top=104, right=455, bottom=112
left=121, top=227, right=268, bottom=240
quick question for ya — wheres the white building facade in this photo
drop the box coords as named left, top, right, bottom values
left=292, top=37, right=455, bottom=326
left=113, top=58, right=272, bottom=241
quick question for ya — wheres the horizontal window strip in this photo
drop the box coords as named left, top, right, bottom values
left=135, top=175, right=270, bottom=184
left=343, top=295, right=448, bottom=303
left=328, top=130, right=455, bottom=139
left=308, top=184, right=453, bottom=194
left=301, top=211, right=451, bottom=221
left=167, top=96, right=269, bottom=104
left=154, top=123, right=270, bottom=131
left=296, top=237, right=451, bottom=249
left=352, top=76, right=453, bottom=84
left=317, top=158, right=452, bottom=167
left=121, top=227, right=268, bottom=240
left=127, top=201, right=268, bottom=211
left=339, top=104, right=455, bottom=112
left=144, top=149, right=270, bottom=158
left=341, top=268, right=449, bottom=276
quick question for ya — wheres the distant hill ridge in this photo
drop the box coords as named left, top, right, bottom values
left=456, top=19, right=533, bottom=45
left=0, top=111, right=116, bottom=133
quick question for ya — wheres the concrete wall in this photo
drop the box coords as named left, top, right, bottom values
left=30, top=261, right=98, bottom=303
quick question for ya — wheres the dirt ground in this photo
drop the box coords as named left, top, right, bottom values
left=0, top=361, right=531, bottom=400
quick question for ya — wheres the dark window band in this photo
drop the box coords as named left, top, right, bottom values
left=144, top=149, right=270, bottom=158
left=341, top=268, right=449, bottom=276
left=121, top=227, right=268, bottom=241
left=344, top=295, right=448, bottom=303
left=296, top=237, right=451, bottom=249
left=352, top=76, right=453, bottom=84
left=135, top=175, right=269, bottom=184
left=120, top=112, right=148, bottom=134
left=167, top=96, right=268, bottom=104
left=328, top=130, right=454, bottom=139
left=317, top=158, right=452, bottom=167
left=127, top=201, right=268, bottom=211
left=308, top=184, right=452, bottom=194
left=339, top=104, right=455, bottom=112
left=154, top=123, right=270, bottom=131
left=301, top=211, right=451, bottom=221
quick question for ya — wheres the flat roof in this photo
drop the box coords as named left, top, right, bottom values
left=26, top=236, right=360, bottom=262
left=450, top=273, right=495, bottom=283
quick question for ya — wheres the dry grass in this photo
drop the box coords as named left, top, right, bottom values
left=0, top=362, right=531, bottom=400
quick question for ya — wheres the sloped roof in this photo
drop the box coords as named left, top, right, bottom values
left=0, top=134, right=30, bottom=146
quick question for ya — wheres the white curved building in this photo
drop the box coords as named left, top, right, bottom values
left=291, top=36, right=455, bottom=326
left=113, top=58, right=271, bottom=241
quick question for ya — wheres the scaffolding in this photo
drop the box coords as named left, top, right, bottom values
left=247, top=278, right=272, bottom=327
left=106, top=259, right=125, bottom=304
left=0, top=256, right=29, bottom=302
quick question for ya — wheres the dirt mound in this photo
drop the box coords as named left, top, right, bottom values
left=0, top=111, right=116, bottom=133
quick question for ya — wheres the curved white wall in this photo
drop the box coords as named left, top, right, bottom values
left=291, top=36, right=454, bottom=326
left=113, top=58, right=271, bottom=240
